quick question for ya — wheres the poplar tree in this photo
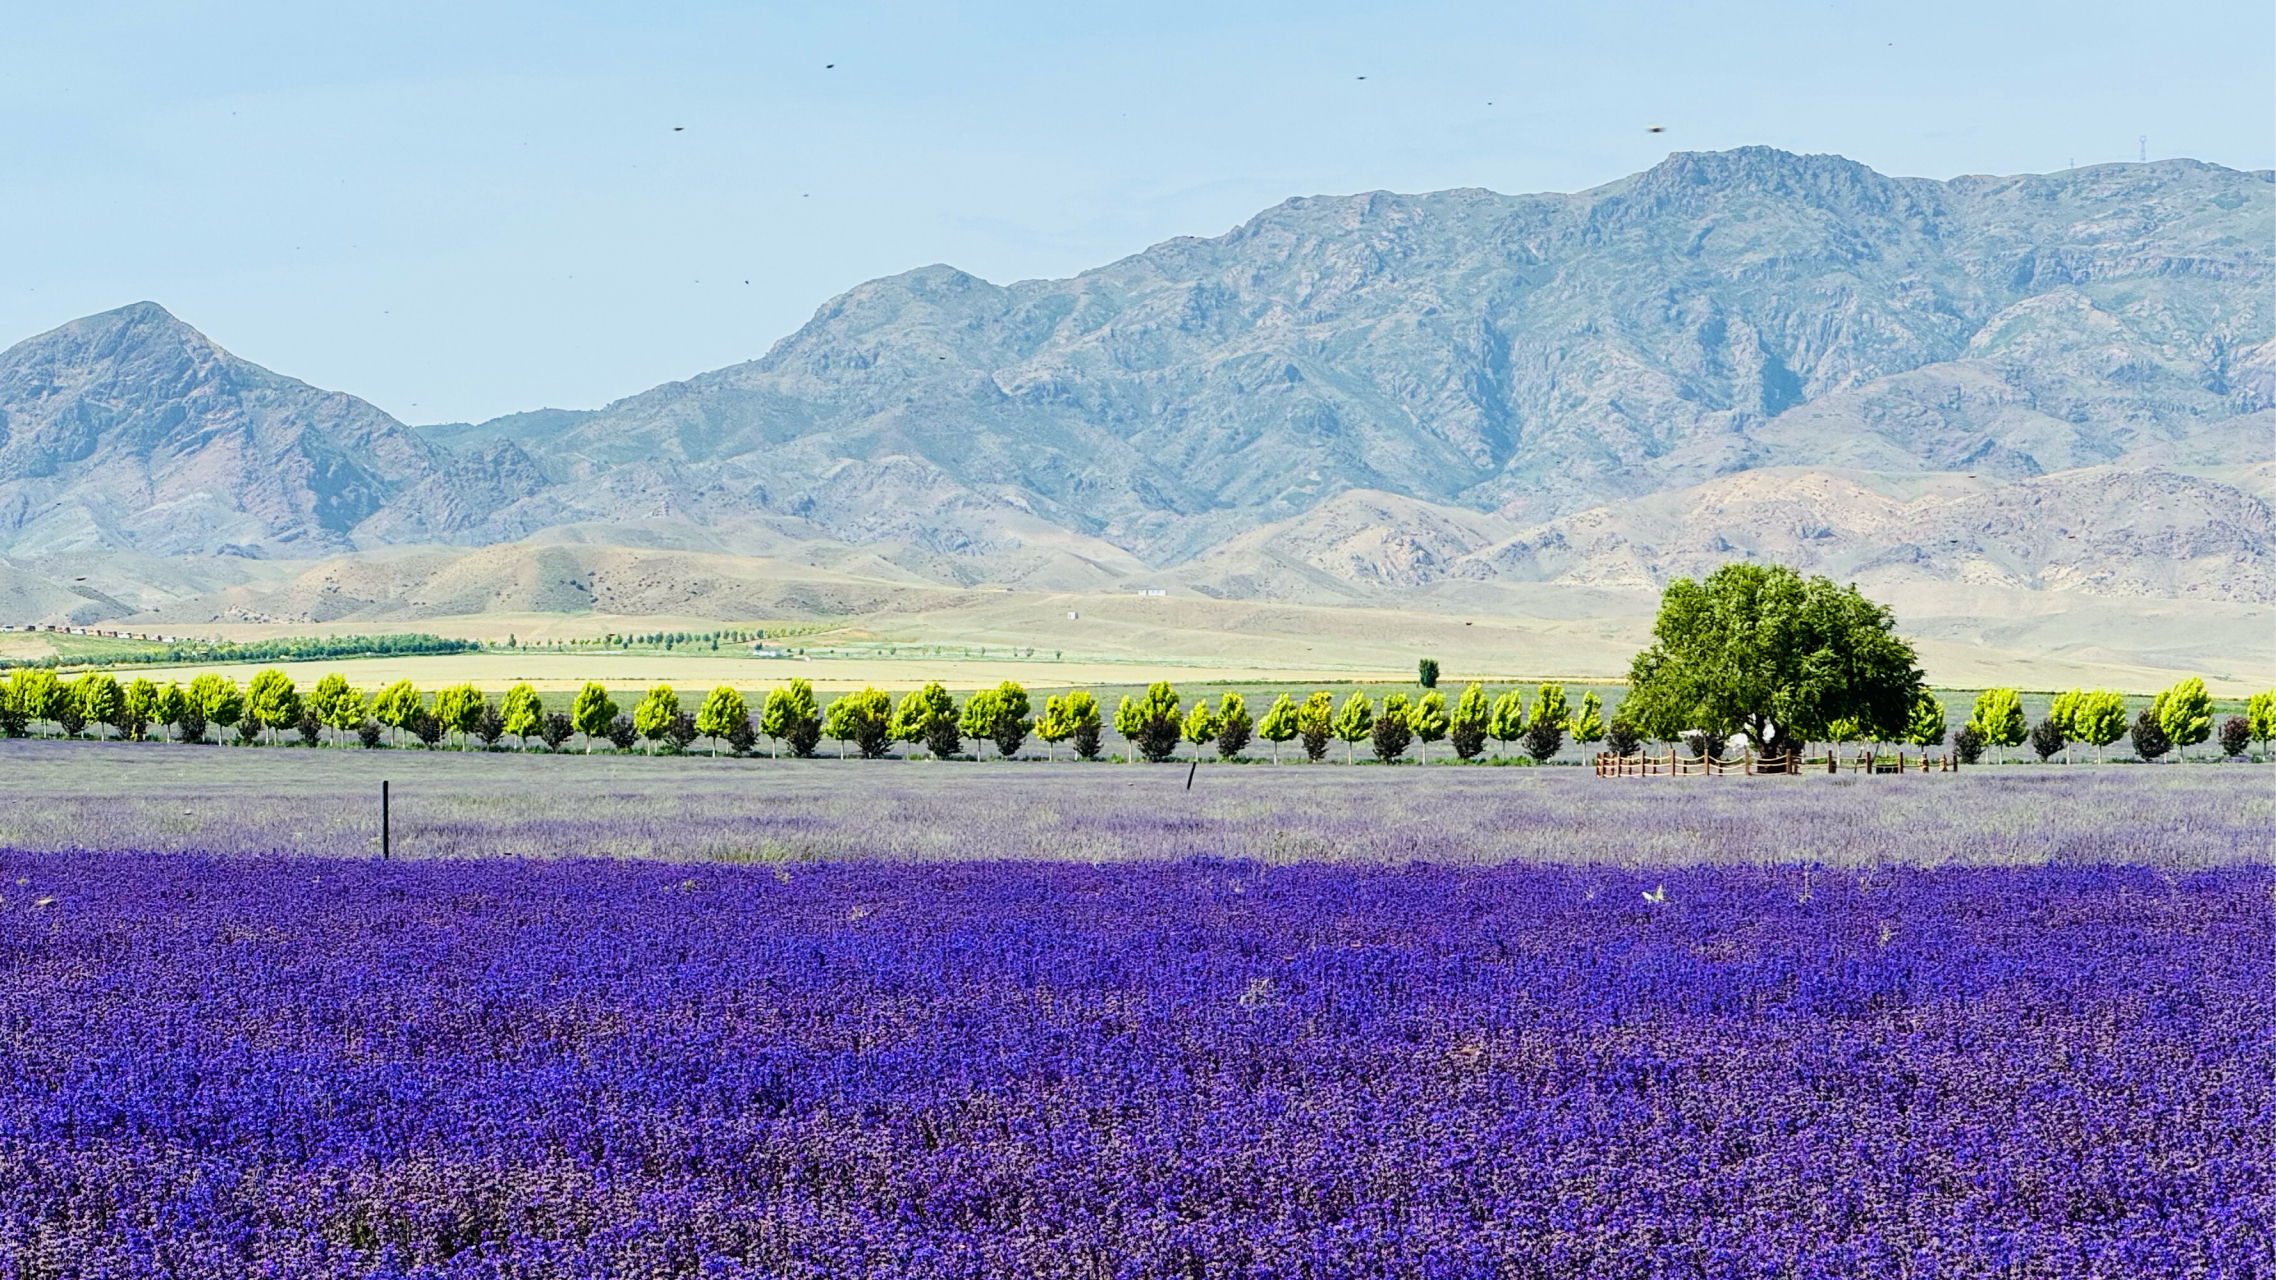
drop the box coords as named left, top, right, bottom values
left=244, top=669, right=300, bottom=745
left=434, top=683, right=485, bottom=750
left=1488, top=688, right=1527, bottom=756
left=1905, top=689, right=1947, bottom=749
left=124, top=678, right=160, bottom=741
left=1213, top=692, right=1252, bottom=761
left=695, top=686, right=748, bottom=755
left=761, top=680, right=823, bottom=758
left=10, top=670, right=61, bottom=734
left=1112, top=695, right=1141, bottom=763
left=78, top=673, right=126, bottom=740
left=155, top=683, right=189, bottom=743
left=825, top=687, right=896, bottom=758
left=310, top=673, right=353, bottom=746
left=2249, top=691, right=2276, bottom=756
left=959, top=689, right=1000, bottom=755
left=1257, top=694, right=1298, bottom=763
left=329, top=685, right=371, bottom=747
left=371, top=681, right=422, bottom=748
left=1124, top=683, right=1185, bottom=763
left=501, top=683, right=543, bottom=750
left=2073, top=690, right=2128, bottom=763
left=1062, top=690, right=1103, bottom=760
left=1409, top=690, right=1448, bottom=763
left=1528, top=683, right=1570, bottom=733
left=979, top=682, right=1032, bottom=758
left=896, top=682, right=960, bottom=759
left=2152, top=677, right=2213, bottom=760
left=193, top=674, right=245, bottom=743
left=1447, top=683, right=1490, bottom=761
left=1331, top=692, right=1374, bottom=765
left=634, top=685, right=682, bottom=753
left=572, top=683, right=618, bottom=752
left=2046, top=689, right=2085, bottom=762
left=1568, top=691, right=1604, bottom=753
left=1181, top=698, right=1220, bottom=758
left=1967, top=689, right=2027, bottom=763
left=1036, top=695, right=1073, bottom=761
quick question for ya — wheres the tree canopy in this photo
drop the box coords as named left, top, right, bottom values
left=1619, top=564, right=1922, bottom=756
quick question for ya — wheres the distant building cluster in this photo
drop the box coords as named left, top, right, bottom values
left=0, top=624, right=178, bottom=642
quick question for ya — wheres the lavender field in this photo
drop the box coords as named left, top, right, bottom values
left=0, top=745, right=2270, bottom=1277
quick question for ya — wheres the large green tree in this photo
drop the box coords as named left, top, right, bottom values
left=1620, top=565, right=1923, bottom=758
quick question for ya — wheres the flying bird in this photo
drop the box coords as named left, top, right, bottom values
left=673, top=126, right=683, bottom=132
left=1648, top=126, right=1665, bottom=133
left=825, top=63, right=835, bottom=68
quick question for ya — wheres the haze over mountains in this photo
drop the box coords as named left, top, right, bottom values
left=1, top=147, right=2269, bottom=672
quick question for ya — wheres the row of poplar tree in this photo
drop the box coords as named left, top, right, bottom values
left=1, top=666, right=2265, bottom=762
left=1952, top=682, right=2273, bottom=763
left=0, top=667, right=1620, bottom=762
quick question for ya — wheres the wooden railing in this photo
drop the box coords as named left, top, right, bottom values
left=1595, top=749, right=1957, bottom=776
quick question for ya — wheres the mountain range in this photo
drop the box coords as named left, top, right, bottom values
left=0, top=147, right=2269, bottom=671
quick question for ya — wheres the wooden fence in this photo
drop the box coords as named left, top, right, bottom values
left=1595, top=749, right=1957, bottom=777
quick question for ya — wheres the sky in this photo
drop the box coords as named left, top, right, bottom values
left=3, top=1, right=2269, bottom=425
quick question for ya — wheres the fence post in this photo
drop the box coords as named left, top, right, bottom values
left=381, top=780, right=390, bottom=860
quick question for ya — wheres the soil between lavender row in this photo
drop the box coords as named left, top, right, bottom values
left=0, top=739, right=2264, bottom=868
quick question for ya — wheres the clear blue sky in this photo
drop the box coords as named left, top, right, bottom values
left=4, top=1, right=2268, bottom=424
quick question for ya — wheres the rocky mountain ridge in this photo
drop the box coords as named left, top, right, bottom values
left=0, top=147, right=2269, bottom=630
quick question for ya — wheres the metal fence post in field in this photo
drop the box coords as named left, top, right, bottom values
left=382, top=780, right=390, bottom=859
